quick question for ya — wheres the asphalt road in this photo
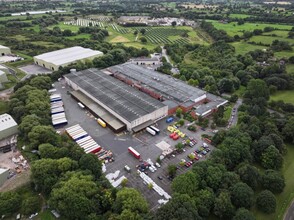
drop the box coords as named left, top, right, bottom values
left=284, top=201, right=294, bottom=220
left=228, top=98, right=242, bottom=128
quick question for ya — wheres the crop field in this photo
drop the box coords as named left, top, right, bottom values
left=110, top=23, right=130, bottom=34
left=229, top=13, right=252, bottom=18
left=209, top=20, right=293, bottom=36
left=64, top=19, right=105, bottom=28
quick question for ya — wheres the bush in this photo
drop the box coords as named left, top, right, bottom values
left=256, top=190, right=276, bottom=214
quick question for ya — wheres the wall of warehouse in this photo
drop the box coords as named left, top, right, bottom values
left=0, top=126, right=18, bottom=140
left=0, top=47, right=11, bottom=56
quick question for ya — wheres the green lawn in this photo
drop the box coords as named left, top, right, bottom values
left=229, top=14, right=252, bottom=18
left=270, top=90, right=294, bottom=104
left=223, top=105, right=233, bottom=122
left=255, top=144, right=294, bottom=220
left=233, top=85, right=246, bottom=97
left=249, top=35, right=294, bottom=45
left=231, top=41, right=268, bottom=55
left=286, top=64, right=294, bottom=74
left=209, top=20, right=293, bottom=37
left=0, top=101, right=8, bottom=114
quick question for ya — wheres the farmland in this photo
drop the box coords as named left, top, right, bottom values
left=54, top=19, right=209, bottom=49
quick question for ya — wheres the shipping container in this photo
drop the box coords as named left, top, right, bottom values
left=87, top=146, right=102, bottom=154
left=52, top=118, right=68, bottom=126
left=76, top=136, right=92, bottom=145
left=51, top=107, right=65, bottom=115
left=97, top=118, right=106, bottom=128
left=128, top=147, right=140, bottom=159
left=72, top=131, right=88, bottom=141
left=146, top=127, right=156, bottom=136
left=149, top=126, right=160, bottom=134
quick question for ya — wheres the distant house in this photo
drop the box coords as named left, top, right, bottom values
left=129, top=57, right=162, bottom=66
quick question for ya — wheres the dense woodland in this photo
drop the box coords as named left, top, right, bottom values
left=0, top=0, right=294, bottom=219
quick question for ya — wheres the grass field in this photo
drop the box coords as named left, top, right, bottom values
left=286, top=64, right=294, bottom=74
left=229, top=14, right=252, bottom=18
left=255, top=144, right=294, bottom=220
left=209, top=20, right=293, bottom=37
left=270, top=90, right=294, bottom=104
left=231, top=42, right=268, bottom=55
left=249, top=35, right=294, bottom=45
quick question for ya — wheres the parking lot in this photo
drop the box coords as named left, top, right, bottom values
left=54, top=79, right=215, bottom=209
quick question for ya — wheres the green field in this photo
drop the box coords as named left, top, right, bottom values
left=255, top=144, right=294, bottom=220
left=286, top=64, right=294, bottom=74
left=0, top=101, right=8, bottom=114
left=231, top=41, right=268, bottom=55
left=249, top=35, right=294, bottom=45
left=229, top=14, right=252, bottom=18
left=209, top=20, right=293, bottom=37
left=270, top=90, right=294, bottom=104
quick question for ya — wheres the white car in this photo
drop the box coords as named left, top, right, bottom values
left=155, top=162, right=161, bottom=168
left=149, top=166, right=155, bottom=173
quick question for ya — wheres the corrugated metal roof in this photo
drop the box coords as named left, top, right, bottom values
left=0, top=114, right=17, bottom=132
left=34, top=46, right=103, bottom=66
left=65, top=68, right=166, bottom=122
left=0, top=45, right=9, bottom=49
left=105, top=63, right=206, bottom=103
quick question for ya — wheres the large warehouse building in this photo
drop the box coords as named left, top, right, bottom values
left=104, top=63, right=228, bottom=117
left=0, top=113, right=18, bottom=140
left=0, top=45, right=11, bottom=56
left=65, top=69, right=168, bottom=132
left=34, top=46, right=103, bottom=71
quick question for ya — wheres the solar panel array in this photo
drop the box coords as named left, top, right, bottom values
left=107, top=63, right=206, bottom=103
left=66, top=68, right=166, bottom=122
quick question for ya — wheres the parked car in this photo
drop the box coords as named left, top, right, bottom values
left=206, top=148, right=211, bottom=152
left=158, top=176, right=163, bottom=180
left=202, top=150, right=208, bottom=155
left=155, top=162, right=161, bottom=168
left=124, top=165, right=131, bottom=172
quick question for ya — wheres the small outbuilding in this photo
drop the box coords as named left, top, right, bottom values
left=0, top=113, right=18, bottom=140
left=0, top=45, right=11, bottom=56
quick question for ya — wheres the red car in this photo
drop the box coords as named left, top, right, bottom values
left=169, top=132, right=176, bottom=138
left=173, top=134, right=179, bottom=140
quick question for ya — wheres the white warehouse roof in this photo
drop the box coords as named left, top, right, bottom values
left=0, top=113, right=17, bottom=132
left=0, top=45, right=9, bottom=49
left=34, top=46, right=103, bottom=66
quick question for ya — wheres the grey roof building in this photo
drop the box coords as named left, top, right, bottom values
left=64, top=68, right=168, bottom=131
left=0, top=113, right=18, bottom=140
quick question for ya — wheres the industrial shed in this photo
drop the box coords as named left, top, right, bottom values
left=0, top=113, right=18, bottom=140
left=0, top=45, right=11, bottom=56
left=33, top=46, right=103, bottom=71
left=104, top=63, right=228, bottom=117
left=0, top=70, right=8, bottom=83
left=65, top=68, right=168, bottom=132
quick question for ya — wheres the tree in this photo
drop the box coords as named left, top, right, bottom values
left=171, top=171, right=200, bottom=196
left=148, top=183, right=153, bottom=190
left=31, top=158, right=78, bottom=195
left=289, top=56, right=294, bottom=64
left=79, top=154, right=102, bottom=179
left=175, top=142, right=184, bottom=151
left=178, top=119, right=185, bottom=126
left=29, top=76, right=52, bottom=90
left=155, top=194, right=202, bottom=220
left=21, top=195, right=41, bottom=215
left=121, top=178, right=128, bottom=187
left=0, top=192, right=21, bottom=216
left=261, top=145, right=283, bottom=169
left=133, top=30, right=138, bottom=35
left=282, top=117, right=294, bottom=143
left=28, top=125, right=61, bottom=150
left=233, top=208, right=255, bottom=220
left=195, top=188, right=215, bottom=217
left=140, top=28, right=146, bottom=35
left=230, top=182, right=254, bottom=209
left=113, top=188, right=148, bottom=214
left=171, top=21, right=177, bottom=27
left=214, top=191, right=235, bottom=219
left=236, top=163, right=260, bottom=190
left=18, top=114, right=41, bottom=140
left=261, top=170, right=285, bottom=193
left=140, top=37, right=147, bottom=43
left=176, top=108, right=182, bottom=118
left=49, top=172, right=99, bottom=220
left=167, top=164, right=177, bottom=177
left=256, top=190, right=276, bottom=214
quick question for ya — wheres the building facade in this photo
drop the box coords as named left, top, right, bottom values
left=0, top=114, right=18, bottom=140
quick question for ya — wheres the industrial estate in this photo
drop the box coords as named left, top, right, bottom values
left=0, top=0, right=293, bottom=219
